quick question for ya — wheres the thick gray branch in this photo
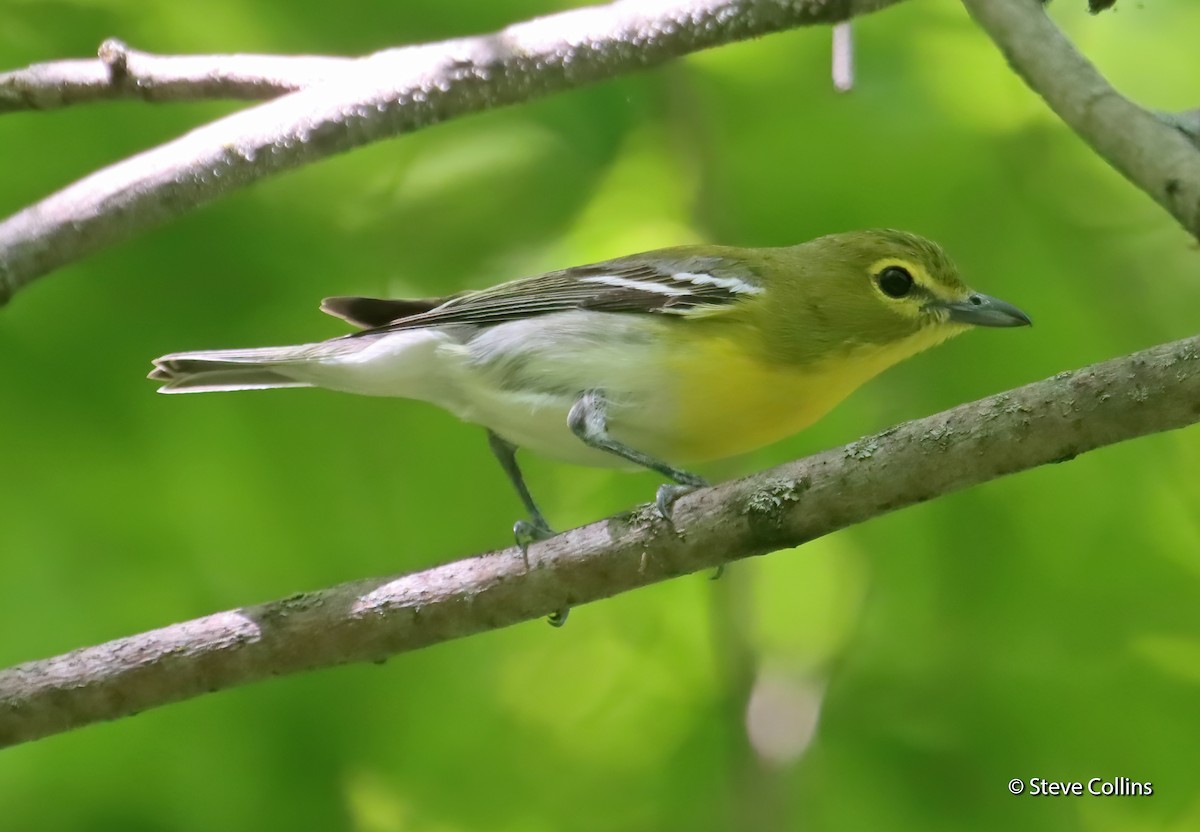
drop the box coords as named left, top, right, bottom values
left=961, top=0, right=1200, bottom=239
left=0, top=39, right=352, bottom=112
left=2, top=334, right=1198, bottom=749
left=0, top=0, right=900, bottom=306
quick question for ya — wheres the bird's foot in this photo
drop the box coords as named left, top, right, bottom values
left=514, top=519, right=555, bottom=563
left=655, top=474, right=708, bottom=523
left=512, top=520, right=569, bottom=626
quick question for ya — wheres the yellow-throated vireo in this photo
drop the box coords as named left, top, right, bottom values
left=150, top=229, right=1030, bottom=545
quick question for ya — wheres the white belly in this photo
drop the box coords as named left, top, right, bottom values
left=289, top=312, right=683, bottom=468
left=447, top=386, right=617, bottom=466
left=437, top=312, right=681, bottom=466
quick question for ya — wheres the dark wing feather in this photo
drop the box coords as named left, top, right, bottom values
left=320, top=295, right=456, bottom=329
left=329, top=251, right=761, bottom=336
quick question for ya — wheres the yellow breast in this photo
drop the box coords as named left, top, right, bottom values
left=659, top=325, right=958, bottom=463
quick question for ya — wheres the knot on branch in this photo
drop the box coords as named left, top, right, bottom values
left=98, top=38, right=131, bottom=82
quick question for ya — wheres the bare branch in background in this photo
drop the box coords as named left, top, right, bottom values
left=0, top=0, right=903, bottom=306
left=2, top=334, right=1198, bottom=748
left=961, top=0, right=1200, bottom=239
left=0, top=38, right=352, bottom=112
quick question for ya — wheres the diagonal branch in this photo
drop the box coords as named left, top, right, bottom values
left=2, top=333, right=1198, bottom=749
left=961, top=0, right=1200, bottom=240
left=0, top=0, right=902, bottom=307
left=0, top=39, right=353, bottom=113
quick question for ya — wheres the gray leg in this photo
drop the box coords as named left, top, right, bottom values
left=567, top=390, right=708, bottom=519
left=487, top=431, right=555, bottom=548
left=488, top=432, right=570, bottom=626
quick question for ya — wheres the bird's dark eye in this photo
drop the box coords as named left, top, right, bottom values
left=877, top=266, right=914, bottom=298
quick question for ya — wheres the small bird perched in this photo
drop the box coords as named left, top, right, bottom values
left=150, top=230, right=1029, bottom=545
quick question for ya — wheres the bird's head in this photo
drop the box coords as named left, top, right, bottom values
left=758, top=229, right=1030, bottom=363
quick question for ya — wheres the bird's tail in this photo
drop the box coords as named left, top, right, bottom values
left=149, top=346, right=317, bottom=393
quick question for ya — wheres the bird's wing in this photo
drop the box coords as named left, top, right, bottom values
left=323, top=252, right=764, bottom=334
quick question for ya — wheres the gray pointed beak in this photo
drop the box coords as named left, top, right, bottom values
left=938, top=293, right=1032, bottom=328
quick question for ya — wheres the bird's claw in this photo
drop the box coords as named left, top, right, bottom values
left=506, top=518, right=566, bottom=624
left=514, top=519, right=555, bottom=563
left=510, top=520, right=567, bottom=626
left=655, top=477, right=707, bottom=523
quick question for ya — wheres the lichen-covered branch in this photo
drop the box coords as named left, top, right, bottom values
left=961, top=0, right=1200, bottom=239
left=0, top=38, right=353, bottom=112
left=2, top=334, right=1197, bottom=749
left=0, top=0, right=902, bottom=306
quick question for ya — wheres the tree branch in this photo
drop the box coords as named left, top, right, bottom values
left=1159, top=109, right=1200, bottom=150
left=961, top=0, right=1200, bottom=239
left=2, top=334, right=1198, bottom=748
left=0, top=0, right=901, bottom=307
left=0, top=39, right=353, bottom=112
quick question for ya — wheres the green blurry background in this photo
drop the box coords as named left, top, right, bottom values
left=2, top=1, right=1199, bottom=829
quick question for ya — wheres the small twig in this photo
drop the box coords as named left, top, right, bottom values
left=961, top=0, right=1200, bottom=239
left=2, top=333, right=1198, bottom=749
left=0, top=38, right=353, bottom=113
left=831, top=22, right=854, bottom=92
